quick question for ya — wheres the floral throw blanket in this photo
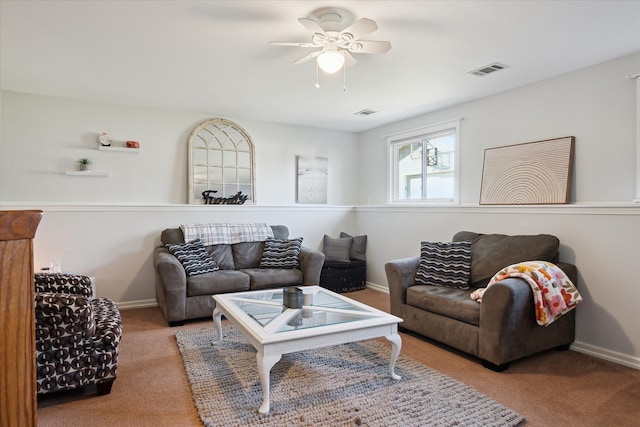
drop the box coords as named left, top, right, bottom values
left=472, top=261, right=582, bottom=326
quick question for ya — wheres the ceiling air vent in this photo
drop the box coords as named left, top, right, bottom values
left=354, top=109, right=377, bottom=116
left=468, top=62, right=510, bottom=77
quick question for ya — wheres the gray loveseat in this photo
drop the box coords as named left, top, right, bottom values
left=385, top=231, right=578, bottom=371
left=154, top=225, right=324, bottom=326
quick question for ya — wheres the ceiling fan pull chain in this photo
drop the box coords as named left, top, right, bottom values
left=343, top=60, right=347, bottom=92
left=315, top=61, right=320, bottom=89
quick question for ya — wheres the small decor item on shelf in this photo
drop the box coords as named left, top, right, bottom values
left=98, top=132, right=111, bottom=147
left=201, top=190, right=248, bottom=205
left=126, top=140, right=140, bottom=149
left=78, top=158, right=93, bottom=171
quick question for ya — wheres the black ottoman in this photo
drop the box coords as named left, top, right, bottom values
left=319, top=260, right=366, bottom=293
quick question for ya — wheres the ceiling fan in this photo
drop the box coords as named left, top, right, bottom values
left=269, top=8, right=391, bottom=88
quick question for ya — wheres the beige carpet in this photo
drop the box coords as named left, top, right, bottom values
left=36, top=289, right=640, bottom=427
left=176, top=326, right=525, bottom=427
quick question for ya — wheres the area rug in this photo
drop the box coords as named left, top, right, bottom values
left=175, top=326, right=525, bottom=427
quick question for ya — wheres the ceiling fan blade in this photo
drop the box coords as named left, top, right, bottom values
left=340, top=18, right=378, bottom=40
left=349, top=40, right=392, bottom=54
left=293, top=51, right=322, bottom=65
left=298, top=17, right=327, bottom=36
left=344, top=51, right=357, bottom=67
left=269, top=41, right=317, bottom=48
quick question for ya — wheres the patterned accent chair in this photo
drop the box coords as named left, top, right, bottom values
left=34, top=273, right=122, bottom=395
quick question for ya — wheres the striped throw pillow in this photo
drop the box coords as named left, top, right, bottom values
left=166, top=239, right=219, bottom=277
left=414, top=241, right=472, bottom=289
left=259, top=237, right=303, bottom=269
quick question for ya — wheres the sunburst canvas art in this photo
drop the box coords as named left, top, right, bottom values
left=480, top=136, right=574, bottom=205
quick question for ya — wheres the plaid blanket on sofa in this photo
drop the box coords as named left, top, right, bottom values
left=180, top=223, right=274, bottom=245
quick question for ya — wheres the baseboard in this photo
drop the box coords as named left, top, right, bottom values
left=571, top=341, right=640, bottom=370
left=365, top=282, right=389, bottom=294
left=116, top=298, right=158, bottom=310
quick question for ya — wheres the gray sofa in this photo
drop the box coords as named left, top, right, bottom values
left=385, top=231, right=578, bottom=371
left=154, top=225, right=324, bottom=326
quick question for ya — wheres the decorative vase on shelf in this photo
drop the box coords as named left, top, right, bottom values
left=78, top=158, right=92, bottom=171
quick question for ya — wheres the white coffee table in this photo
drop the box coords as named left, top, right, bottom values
left=212, top=286, right=403, bottom=414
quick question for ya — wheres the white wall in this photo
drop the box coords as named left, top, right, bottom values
left=0, top=92, right=359, bottom=305
left=359, top=52, right=639, bottom=205
left=0, top=92, right=359, bottom=205
left=357, top=52, right=640, bottom=368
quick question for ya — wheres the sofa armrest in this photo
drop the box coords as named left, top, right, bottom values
left=556, top=262, right=577, bottom=283
left=299, top=246, right=325, bottom=285
left=90, top=298, right=123, bottom=350
left=478, top=272, right=576, bottom=366
left=385, top=256, right=420, bottom=318
left=154, top=246, right=188, bottom=323
left=154, top=247, right=187, bottom=289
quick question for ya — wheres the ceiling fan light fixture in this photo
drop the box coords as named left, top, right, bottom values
left=317, top=49, right=345, bottom=73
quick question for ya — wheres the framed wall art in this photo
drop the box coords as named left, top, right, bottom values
left=479, top=136, right=574, bottom=205
left=296, top=155, right=328, bottom=204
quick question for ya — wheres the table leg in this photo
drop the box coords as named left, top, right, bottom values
left=212, top=308, right=223, bottom=345
left=385, top=333, right=402, bottom=380
left=256, top=351, right=281, bottom=414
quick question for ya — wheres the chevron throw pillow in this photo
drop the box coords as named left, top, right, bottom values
left=414, top=241, right=472, bottom=289
left=166, top=239, right=219, bottom=277
left=259, top=237, right=303, bottom=269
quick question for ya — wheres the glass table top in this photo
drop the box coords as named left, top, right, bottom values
left=218, top=286, right=383, bottom=334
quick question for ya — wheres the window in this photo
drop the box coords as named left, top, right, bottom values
left=388, top=119, right=460, bottom=203
left=188, top=118, right=255, bottom=204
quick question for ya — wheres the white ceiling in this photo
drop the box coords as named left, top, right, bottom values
left=1, top=1, right=639, bottom=133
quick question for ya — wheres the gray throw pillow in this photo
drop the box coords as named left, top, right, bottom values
left=414, top=241, right=471, bottom=289
left=259, top=237, right=303, bottom=269
left=323, top=235, right=352, bottom=262
left=340, top=232, right=367, bottom=261
left=166, top=239, right=219, bottom=277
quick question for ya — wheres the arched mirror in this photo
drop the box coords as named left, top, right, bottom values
left=188, top=118, right=255, bottom=204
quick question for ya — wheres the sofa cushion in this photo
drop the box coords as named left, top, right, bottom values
left=244, top=268, right=303, bottom=290
left=270, top=225, right=289, bottom=239
left=161, top=228, right=185, bottom=245
left=452, top=231, right=560, bottom=287
left=340, top=232, right=367, bottom=261
left=415, top=241, right=472, bottom=289
left=206, top=244, right=235, bottom=270
left=259, top=237, right=303, bottom=269
left=406, top=285, right=480, bottom=326
left=166, top=239, right=219, bottom=277
left=186, top=270, right=250, bottom=297
left=232, top=242, right=265, bottom=269
left=323, top=235, right=352, bottom=262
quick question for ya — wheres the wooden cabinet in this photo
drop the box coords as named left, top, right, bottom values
left=0, top=210, right=42, bottom=427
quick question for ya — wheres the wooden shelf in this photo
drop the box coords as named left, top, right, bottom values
left=99, top=146, right=140, bottom=153
left=65, top=170, right=110, bottom=177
